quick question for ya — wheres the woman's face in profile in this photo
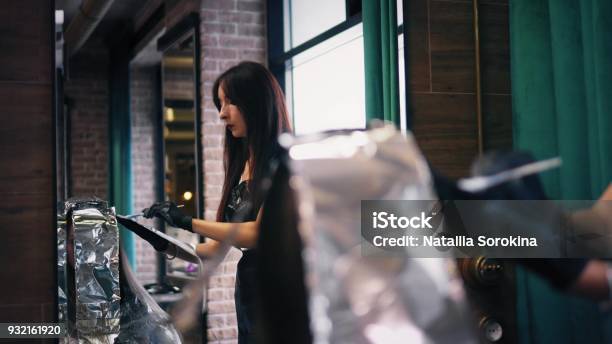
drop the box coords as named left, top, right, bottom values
left=218, top=85, right=247, bottom=138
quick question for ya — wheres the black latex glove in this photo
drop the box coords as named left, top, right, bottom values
left=142, top=201, right=193, bottom=232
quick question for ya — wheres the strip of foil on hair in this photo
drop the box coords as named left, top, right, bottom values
left=66, top=198, right=120, bottom=341
left=284, top=125, right=478, bottom=344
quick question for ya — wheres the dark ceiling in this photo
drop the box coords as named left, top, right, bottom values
left=56, top=0, right=172, bottom=67
left=56, top=0, right=150, bottom=40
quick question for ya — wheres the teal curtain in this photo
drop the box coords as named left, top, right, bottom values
left=511, top=0, right=612, bottom=199
left=510, top=0, right=612, bottom=342
left=109, top=47, right=136, bottom=269
left=362, top=0, right=400, bottom=126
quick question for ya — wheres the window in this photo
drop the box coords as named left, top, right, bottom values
left=291, top=24, right=365, bottom=135
left=399, top=32, right=406, bottom=133
left=269, top=1, right=406, bottom=135
left=287, top=0, right=346, bottom=48
left=397, top=0, right=406, bottom=133
left=272, top=0, right=364, bottom=134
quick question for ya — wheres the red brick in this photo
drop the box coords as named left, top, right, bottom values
left=237, top=1, right=264, bottom=12
left=205, top=173, right=225, bottom=185
left=207, top=288, right=227, bottom=300
left=201, top=9, right=218, bottom=22
left=223, top=262, right=237, bottom=274
left=207, top=314, right=226, bottom=327
left=237, top=23, right=265, bottom=37
left=207, top=301, right=236, bottom=313
left=204, top=123, right=226, bottom=135
left=202, top=22, right=236, bottom=35
left=218, top=11, right=256, bottom=24
left=201, top=35, right=219, bottom=48
left=205, top=185, right=222, bottom=195
left=201, top=0, right=236, bottom=10
left=225, top=314, right=237, bottom=326
left=237, top=48, right=266, bottom=61
left=206, top=48, right=238, bottom=59
left=218, top=60, right=241, bottom=71
left=201, top=60, right=218, bottom=72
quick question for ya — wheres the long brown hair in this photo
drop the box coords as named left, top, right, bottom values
left=212, top=61, right=292, bottom=222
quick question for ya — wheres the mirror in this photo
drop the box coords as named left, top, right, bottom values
left=125, top=13, right=205, bottom=343
left=158, top=14, right=203, bottom=282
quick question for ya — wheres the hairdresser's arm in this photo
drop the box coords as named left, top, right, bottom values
left=192, top=208, right=263, bottom=249
left=568, top=260, right=610, bottom=301
left=518, top=258, right=609, bottom=301
left=143, top=201, right=263, bottom=250
left=566, top=183, right=612, bottom=255
left=191, top=220, right=257, bottom=248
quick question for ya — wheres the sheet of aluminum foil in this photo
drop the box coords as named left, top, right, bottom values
left=64, top=198, right=120, bottom=343
left=283, top=125, right=477, bottom=344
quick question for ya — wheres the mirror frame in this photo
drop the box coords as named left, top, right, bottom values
left=157, top=12, right=204, bottom=283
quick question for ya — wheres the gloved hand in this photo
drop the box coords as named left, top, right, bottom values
left=142, top=201, right=193, bottom=232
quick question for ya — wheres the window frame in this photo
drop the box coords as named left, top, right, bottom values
left=266, top=0, right=410, bottom=132
left=268, top=0, right=362, bottom=126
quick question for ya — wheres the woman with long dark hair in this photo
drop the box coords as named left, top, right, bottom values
left=143, top=61, right=291, bottom=343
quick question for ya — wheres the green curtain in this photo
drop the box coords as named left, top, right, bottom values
left=362, top=0, right=400, bottom=126
left=109, top=46, right=136, bottom=269
left=511, top=0, right=612, bottom=199
left=510, top=0, right=612, bottom=342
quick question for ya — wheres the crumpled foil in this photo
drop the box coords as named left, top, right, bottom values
left=284, top=125, right=478, bottom=344
left=59, top=198, right=184, bottom=343
left=64, top=198, right=121, bottom=343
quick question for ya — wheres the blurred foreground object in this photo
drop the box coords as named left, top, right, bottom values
left=281, top=125, right=477, bottom=344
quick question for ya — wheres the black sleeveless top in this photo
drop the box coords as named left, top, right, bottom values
left=225, top=180, right=258, bottom=344
left=224, top=180, right=255, bottom=223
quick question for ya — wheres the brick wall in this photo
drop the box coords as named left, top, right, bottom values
left=64, top=40, right=110, bottom=199
left=66, top=43, right=162, bottom=285
left=130, top=65, right=161, bottom=284
left=199, top=1, right=267, bottom=342
left=164, top=66, right=195, bottom=99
